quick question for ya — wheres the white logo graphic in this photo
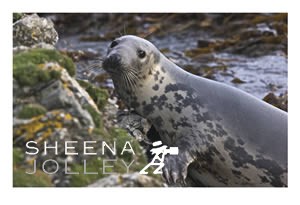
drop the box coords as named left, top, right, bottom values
left=139, top=141, right=178, bottom=174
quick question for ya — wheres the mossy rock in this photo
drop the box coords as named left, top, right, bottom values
left=86, top=86, right=108, bottom=110
left=13, top=147, right=53, bottom=187
left=109, top=128, right=162, bottom=180
left=13, top=147, right=24, bottom=165
left=78, top=79, right=109, bottom=110
left=78, top=79, right=108, bottom=128
left=13, top=49, right=75, bottom=75
left=13, top=62, right=61, bottom=87
left=76, top=79, right=90, bottom=88
left=13, top=49, right=75, bottom=86
left=68, top=127, right=161, bottom=186
left=13, top=13, right=24, bottom=23
left=84, top=105, right=103, bottom=128
left=17, top=103, right=47, bottom=119
left=13, top=168, right=53, bottom=187
left=69, top=156, right=104, bottom=187
left=110, top=128, right=147, bottom=163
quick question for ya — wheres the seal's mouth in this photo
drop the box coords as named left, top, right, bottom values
left=102, top=54, right=122, bottom=74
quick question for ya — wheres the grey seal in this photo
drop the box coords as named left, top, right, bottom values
left=102, top=35, right=287, bottom=187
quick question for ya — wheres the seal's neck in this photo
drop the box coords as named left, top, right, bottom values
left=127, top=55, right=190, bottom=115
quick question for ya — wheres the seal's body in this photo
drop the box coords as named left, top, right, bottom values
left=103, top=35, right=287, bottom=187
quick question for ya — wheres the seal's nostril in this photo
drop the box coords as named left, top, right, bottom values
left=110, top=40, right=119, bottom=48
left=103, top=54, right=122, bottom=71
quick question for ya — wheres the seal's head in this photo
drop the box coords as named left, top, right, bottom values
left=102, top=35, right=160, bottom=91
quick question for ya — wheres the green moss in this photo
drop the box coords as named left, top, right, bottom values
left=108, top=128, right=164, bottom=181
left=13, top=168, right=53, bottom=187
left=69, top=126, right=162, bottom=186
left=13, top=62, right=61, bottom=86
left=110, top=128, right=147, bottom=164
left=13, top=49, right=75, bottom=86
left=86, top=86, right=108, bottom=110
left=69, top=156, right=104, bottom=187
left=13, top=146, right=53, bottom=187
left=17, top=104, right=47, bottom=119
left=92, top=128, right=111, bottom=141
left=78, top=79, right=108, bottom=110
left=13, top=147, right=24, bottom=165
left=14, top=49, right=75, bottom=76
left=77, top=79, right=90, bottom=88
left=84, top=105, right=102, bottom=128
left=13, top=13, right=24, bottom=23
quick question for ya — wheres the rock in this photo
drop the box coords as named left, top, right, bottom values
left=197, top=39, right=215, bottom=48
left=13, top=78, right=20, bottom=101
left=13, top=58, right=115, bottom=187
left=13, top=110, right=77, bottom=143
left=239, top=23, right=277, bottom=41
left=13, top=14, right=58, bottom=47
left=13, top=110, right=98, bottom=187
left=117, top=111, right=151, bottom=142
left=38, top=72, right=95, bottom=128
left=231, top=77, right=246, bottom=84
left=13, top=42, right=55, bottom=54
left=88, top=173, right=165, bottom=187
left=263, top=92, right=287, bottom=111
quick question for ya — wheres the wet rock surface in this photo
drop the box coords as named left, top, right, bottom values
left=53, top=13, right=287, bottom=101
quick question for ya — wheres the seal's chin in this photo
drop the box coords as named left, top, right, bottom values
left=102, top=53, right=122, bottom=74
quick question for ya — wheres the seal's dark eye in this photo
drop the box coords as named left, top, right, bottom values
left=137, top=49, right=146, bottom=59
left=110, top=40, right=118, bottom=48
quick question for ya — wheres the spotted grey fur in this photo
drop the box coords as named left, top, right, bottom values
left=102, top=35, right=287, bottom=187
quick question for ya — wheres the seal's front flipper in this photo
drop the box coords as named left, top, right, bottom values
left=162, top=149, right=194, bottom=186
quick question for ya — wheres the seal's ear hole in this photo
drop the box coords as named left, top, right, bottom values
left=110, top=40, right=119, bottom=48
left=137, top=49, right=146, bottom=59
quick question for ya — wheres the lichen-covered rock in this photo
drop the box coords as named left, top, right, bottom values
left=88, top=173, right=165, bottom=187
left=13, top=42, right=56, bottom=54
left=13, top=51, right=102, bottom=186
left=13, top=14, right=58, bottom=47
left=14, top=110, right=77, bottom=143
left=12, top=52, right=153, bottom=186
left=60, top=70, right=100, bottom=113
left=13, top=60, right=99, bottom=137
left=38, top=80, right=94, bottom=128
left=12, top=14, right=164, bottom=187
left=13, top=109, right=95, bottom=187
